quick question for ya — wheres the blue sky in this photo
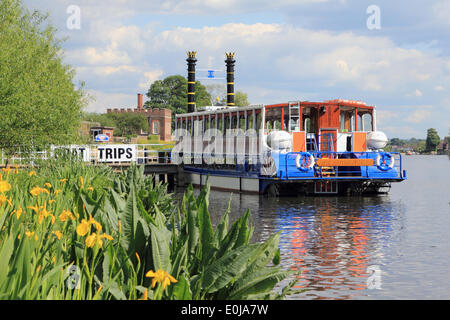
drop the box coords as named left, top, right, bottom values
left=24, top=0, right=450, bottom=139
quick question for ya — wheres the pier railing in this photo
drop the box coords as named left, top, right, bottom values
left=0, top=144, right=174, bottom=166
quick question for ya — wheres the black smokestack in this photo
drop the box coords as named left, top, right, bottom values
left=186, top=51, right=197, bottom=113
left=225, top=52, right=235, bottom=107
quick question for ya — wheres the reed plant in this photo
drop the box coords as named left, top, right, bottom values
left=0, top=160, right=299, bottom=300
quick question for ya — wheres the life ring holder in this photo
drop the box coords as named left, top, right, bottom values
left=376, top=152, right=395, bottom=171
left=295, top=152, right=315, bottom=172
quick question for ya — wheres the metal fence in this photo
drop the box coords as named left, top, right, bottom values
left=0, top=144, right=174, bottom=166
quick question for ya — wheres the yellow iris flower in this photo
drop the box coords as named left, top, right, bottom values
left=76, top=219, right=90, bottom=236
left=30, top=186, right=50, bottom=196
left=145, top=270, right=178, bottom=290
left=2, top=167, right=12, bottom=175
left=52, top=230, right=63, bottom=240
left=0, top=180, right=11, bottom=193
left=85, top=232, right=113, bottom=248
left=0, top=194, right=8, bottom=206
left=59, top=209, right=75, bottom=222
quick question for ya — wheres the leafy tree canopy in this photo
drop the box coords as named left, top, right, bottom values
left=82, top=112, right=149, bottom=137
left=219, top=91, right=250, bottom=107
left=0, top=0, right=85, bottom=154
left=426, top=128, right=440, bottom=152
left=144, top=75, right=211, bottom=115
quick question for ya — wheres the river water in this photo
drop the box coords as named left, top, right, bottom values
left=182, top=155, right=450, bottom=300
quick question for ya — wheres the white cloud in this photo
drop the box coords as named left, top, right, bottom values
left=84, top=90, right=138, bottom=113
left=376, top=110, right=400, bottom=125
left=432, top=0, right=450, bottom=26
left=382, top=125, right=423, bottom=138
left=138, top=70, right=164, bottom=91
left=151, top=23, right=448, bottom=96
left=406, top=109, right=432, bottom=123
left=21, top=0, right=449, bottom=138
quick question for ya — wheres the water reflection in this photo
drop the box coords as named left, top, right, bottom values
left=270, top=196, right=402, bottom=299
left=184, top=188, right=404, bottom=300
left=178, top=156, right=449, bottom=299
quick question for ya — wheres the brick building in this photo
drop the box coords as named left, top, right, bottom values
left=106, top=93, right=172, bottom=141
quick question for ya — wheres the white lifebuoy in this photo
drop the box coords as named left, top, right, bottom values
left=376, top=153, right=395, bottom=171
left=295, top=153, right=315, bottom=172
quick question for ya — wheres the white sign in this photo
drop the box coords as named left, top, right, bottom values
left=51, top=145, right=91, bottom=162
left=97, top=144, right=136, bottom=162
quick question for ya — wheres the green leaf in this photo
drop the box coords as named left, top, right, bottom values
left=198, top=197, right=214, bottom=265
left=119, top=185, right=139, bottom=255
left=272, top=248, right=281, bottom=266
left=228, top=268, right=294, bottom=300
left=201, top=244, right=260, bottom=293
left=172, top=274, right=192, bottom=300
left=0, top=234, right=15, bottom=288
left=171, top=241, right=188, bottom=279
left=149, top=223, right=171, bottom=272
left=234, top=209, right=252, bottom=249
left=213, top=198, right=230, bottom=246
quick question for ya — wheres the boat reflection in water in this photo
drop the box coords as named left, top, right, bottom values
left=184, top=188, right=405, bottom=300
left=270, top=196, right=403, bottom=299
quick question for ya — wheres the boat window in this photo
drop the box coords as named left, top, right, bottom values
left=231, top=113, right=237, bottom=130
left=218, top=114, right=223, bottom=133
left=274, top=120, right=281, bottom=130
left=350, top=113, right=355, bottom=132
left=194, top=117, right=202, bottom=136
left=256, top=110, right=262, bottom=133
left=304, top=118, right=311, bottom=133
left=204, top=115, right=210, bottom=132
left=187, top=118, right=192, bottom=135
left=362, top=113, right=373, bottom=131
left=239, top=111, right=246, bottom=131
left=340, top=110, right=354, bottom=132
left=302, top=107, right=315, bottom=133
left=248, top=110, right=255, bottom=130
left=357, top=113, right=362, bottom=131
left=357, top=109, right=372, bottom=131
left=211, top=115, right=216, bottom=130
left=265, top=107, right=282, bottom=133
left=282, top=107, right=289, bottom=131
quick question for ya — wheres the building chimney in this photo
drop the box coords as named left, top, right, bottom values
left=225, top=52, right=235, bottom=107
left=137, top=93, right=143, bottom=110
left=186, top=51, right=197, bottom=113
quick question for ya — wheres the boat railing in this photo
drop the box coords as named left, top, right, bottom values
left=282, top=151, right=404, bottom=180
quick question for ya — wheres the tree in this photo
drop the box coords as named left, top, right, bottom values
left=81, top=112, right=149, bottom=137
left=0, top=0, right=85, bottom=154
left=219, top=90, right=250, bottom=107
left=106, top=112, right=149, bottom=137
left=82, top=112, right=116, bottom=128
left=235, top=91, right=250, bottom=107
left=144, top=75, right=211, bottom=115
left=205, top=83, right=226, bottom=105
left=425, top=128, right=440, bottom=152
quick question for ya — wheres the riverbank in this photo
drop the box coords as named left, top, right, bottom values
left=0, top=160, right=298, bottom=300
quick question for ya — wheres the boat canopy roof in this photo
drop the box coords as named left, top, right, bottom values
left=175, top=100, right=374, bottom=119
